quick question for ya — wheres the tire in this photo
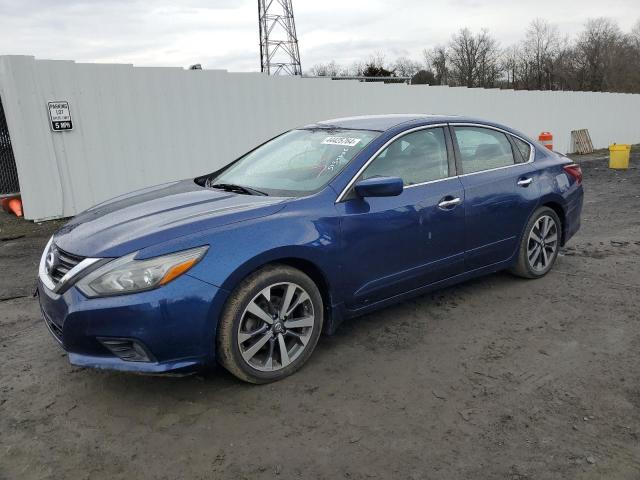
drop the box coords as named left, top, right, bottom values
left=216, top=264, right=323, bottom=384
left=510, top=206, right=562, bottom=279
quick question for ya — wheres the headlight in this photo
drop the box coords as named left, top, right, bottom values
left=76, top=246, right=208, bottom=297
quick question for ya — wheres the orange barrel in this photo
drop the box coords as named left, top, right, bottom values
left=539, top=132, right=553, bottom=150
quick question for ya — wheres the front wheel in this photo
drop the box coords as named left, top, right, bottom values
left=510, top=207, right=562, bottom=278
left=216, top=265, right=323, bottom=383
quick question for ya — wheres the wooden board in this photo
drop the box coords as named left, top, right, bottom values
left=571, top=129, right=594, bottom=154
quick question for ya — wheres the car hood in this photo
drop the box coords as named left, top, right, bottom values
left=53, top=179, right=287, bottom=257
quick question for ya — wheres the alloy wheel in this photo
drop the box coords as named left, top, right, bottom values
left=237, top=282, right=315, bottom=372
left=527, top=215, right=558, bottom=272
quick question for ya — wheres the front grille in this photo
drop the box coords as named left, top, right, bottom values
left=49, top=246, right=85, bottom=285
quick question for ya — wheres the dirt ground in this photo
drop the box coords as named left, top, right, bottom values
left=1, top=150, right=639, bottom=480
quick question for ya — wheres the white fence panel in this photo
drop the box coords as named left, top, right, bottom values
left=0, top=55, right=639, bottom=220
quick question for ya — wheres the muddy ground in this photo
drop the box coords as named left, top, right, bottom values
left=1, top=150, right=639, bottom=480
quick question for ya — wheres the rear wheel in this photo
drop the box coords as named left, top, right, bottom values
left=510, top=207, right=561, bottom=279
left=216, top=265, right=323, bottom=383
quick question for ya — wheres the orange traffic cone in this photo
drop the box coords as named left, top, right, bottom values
left=1, top=196, right=23, bottom=217
left=8, top=198, right=23, bottom=217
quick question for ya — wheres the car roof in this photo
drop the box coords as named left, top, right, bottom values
left=302, top=114, right=445, bottom=131
left=302, top=114, right=518, bottom=132
left=302, top=114, right=535, bottom=143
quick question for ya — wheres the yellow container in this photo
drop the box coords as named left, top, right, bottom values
left=609, top=144, right=631, bottom=169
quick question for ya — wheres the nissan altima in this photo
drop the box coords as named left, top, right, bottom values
left=37, top=115, right=583, bottom=383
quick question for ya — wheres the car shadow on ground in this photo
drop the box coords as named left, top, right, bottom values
left=86, top=268, right=520, bottom=393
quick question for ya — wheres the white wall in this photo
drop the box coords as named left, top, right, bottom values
left=1, top=55, right=638, bottom=221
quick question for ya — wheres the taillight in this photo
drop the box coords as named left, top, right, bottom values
left=563, top=163, right=582, bottom=185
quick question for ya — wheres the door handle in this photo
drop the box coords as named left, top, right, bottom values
left=438, top=197, right=462, bottom=209
left=517, top=177, right=533, bottom=187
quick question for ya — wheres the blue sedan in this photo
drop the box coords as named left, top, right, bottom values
left=37, top=115, right=584, bottom=383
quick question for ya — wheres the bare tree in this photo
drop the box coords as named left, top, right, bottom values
left=304, top=18, right=640, bottom=93
left=360, top=52, right=395, bottom=78
left=501, top=17, right=639, bottom=93
left=392, top=57, right=422, bottom=77
left=522, top=18, right=561, bottom=89
left=345, top=60, right=365, bottom=76
left=552, top=46, right=577, bottom=91
left=500, top=44, right=522, bottom=88
left=631, top=19, right=640, bottom=49
left=448, top=28, right=477, bottom=87
left=424, top=46, right=449, bottom=85
left=611, top=28, right=640, bottom=93
left=448, top=28, right=501, bottom=87
left=627, top=18, right=640, bottom=92
left=308, top=61, right=341, bottom=77
left=366, top=52, right=387, bottom=71
left=573, top=18, right=623, bottom=91
left=477, top=34, right=502, bottom=87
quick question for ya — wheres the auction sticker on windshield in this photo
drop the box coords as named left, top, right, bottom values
left=322, top=136, right=361, bottom=147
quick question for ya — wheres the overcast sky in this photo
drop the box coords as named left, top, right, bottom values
left=0, top=0, right=638, bottom=72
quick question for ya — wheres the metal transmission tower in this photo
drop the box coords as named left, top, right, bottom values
left=258, top=0, right=302, bottom=75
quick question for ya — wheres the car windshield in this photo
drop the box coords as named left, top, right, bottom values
left=206, top=128, right=379, bottom=196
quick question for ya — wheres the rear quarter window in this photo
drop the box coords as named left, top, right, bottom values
left=512, top=136, right=532, bottom=163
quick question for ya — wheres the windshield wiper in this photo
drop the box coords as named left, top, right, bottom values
left=209, top=183, right=267, bottom=196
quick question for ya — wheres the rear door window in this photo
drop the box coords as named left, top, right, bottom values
left=453, top=127, right=516, bottom=174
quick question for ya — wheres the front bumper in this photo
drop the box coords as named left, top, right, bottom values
left=38, top=273, right=228, bottom=374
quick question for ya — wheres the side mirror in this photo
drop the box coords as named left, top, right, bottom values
left=354, top=176, right=404, bottom=198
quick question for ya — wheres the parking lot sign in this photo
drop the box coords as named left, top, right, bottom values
left=48, top=101, right=73, bottom=131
